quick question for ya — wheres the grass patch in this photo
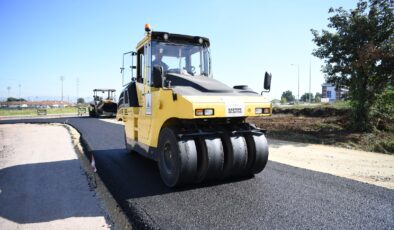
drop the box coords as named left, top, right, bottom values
left=0, top=107, right=80, bottom=116
left=274, top=101, right=351, bottom=109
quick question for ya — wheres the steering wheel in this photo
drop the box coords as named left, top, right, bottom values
left=190, top=66, right=196, bottom=75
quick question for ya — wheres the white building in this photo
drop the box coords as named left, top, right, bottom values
left=322, top=83, right=348, bottom=102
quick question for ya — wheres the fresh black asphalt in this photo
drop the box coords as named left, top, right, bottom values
left=1, top=117, right=393, bottom=229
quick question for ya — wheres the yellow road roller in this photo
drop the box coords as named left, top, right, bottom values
left=121, top=25, right=272, bottom=187
left=89, top=89, right=118, bottom=117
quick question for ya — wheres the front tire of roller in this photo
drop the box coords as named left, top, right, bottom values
left=195, top=136, right=224, bottom=182
left=222, top=133, right=248, bottom=178
left=158, top=127, right=197, bottom=187
left=244, top=133, right=269, bottom=175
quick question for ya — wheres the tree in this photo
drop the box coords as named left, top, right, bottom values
left=281, top=90, right=295, bottom=103
left=77, top=98, right=85, bottom=104
left=315, top=92, right=322, bottom=103
left=300, top=93, right=314, bottom=102
left=311, top=0, right=393, bottom=131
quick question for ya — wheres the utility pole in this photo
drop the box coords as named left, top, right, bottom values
left=60, top=76, right=65, bottom=102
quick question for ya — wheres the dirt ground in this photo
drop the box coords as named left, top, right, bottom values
left=0, top=124, right=111, bottom=229
left=268, top=138, right=394, bottom=189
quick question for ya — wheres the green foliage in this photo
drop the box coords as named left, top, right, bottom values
left=311, top=0, right=394, bottom=131
left=314, top=92, right=322, bottom=102
left=300, top=93, right=314, bottom=102
left=7, top=97, right=26, bottom=102
left=370, top=88, right=394, bottom=130
left=280, top=97, right=287, bottom=104
left=281, top=90, right=295, bottom=102
left=330, top=100, right=351, bottom=109
left=77, top=98, right=85, bottom=104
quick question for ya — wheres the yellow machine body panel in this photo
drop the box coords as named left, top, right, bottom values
left=124, top=86, right=271, bottom=148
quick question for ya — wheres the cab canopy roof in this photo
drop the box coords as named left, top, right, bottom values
left=150, top=31, right=210, bottom=47
left=93, top=89, right=116, bottom=92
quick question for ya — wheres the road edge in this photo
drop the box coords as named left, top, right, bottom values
left=62, top=124, right=132, bottom=230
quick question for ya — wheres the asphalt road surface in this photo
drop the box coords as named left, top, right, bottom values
left=1, top=117, right=393, bottom=229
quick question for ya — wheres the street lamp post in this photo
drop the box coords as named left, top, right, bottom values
left=18, top=84, right=21, bottom=107
left=6, top=86, right=11, bottom=107
left=309, top=61, right=312, bottom=104
left=76, top=77, right=79, bottom=103
left=291, top=64, right=300, bottom=103
left=7, top=86, right=11, bottom=99
left=60, top=76, right=65, bottom=102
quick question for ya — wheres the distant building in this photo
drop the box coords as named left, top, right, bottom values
left=321, top=83, right=348, bottom=102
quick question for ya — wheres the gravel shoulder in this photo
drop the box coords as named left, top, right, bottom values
left=0, top=124, right=111, bottom=229
left=269, top=138, right=394, bottom=189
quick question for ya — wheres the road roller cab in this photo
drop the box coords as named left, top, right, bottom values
left=121, top=24, right=272, bottom=187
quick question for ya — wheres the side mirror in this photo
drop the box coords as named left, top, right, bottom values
left=152, top=65, right=163, bottom=88
left=264, top=72, right=272, bottom=90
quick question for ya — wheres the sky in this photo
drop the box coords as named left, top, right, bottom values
left=0, top=0, right=358, bottom=102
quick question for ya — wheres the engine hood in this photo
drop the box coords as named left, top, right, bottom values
left=165, top=73, right=234, bottom=93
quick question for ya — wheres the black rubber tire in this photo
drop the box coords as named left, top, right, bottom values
left=222, top=133, right=248, bottom=178
left=158, top=127, right=197, bottom=187
left=195, top=136, right=224, bottom=182
left=124, top=131, right=132, bottom=153
left=244, top=133, right=269, bottom=174
left=89, top=109, right=96, bottom=117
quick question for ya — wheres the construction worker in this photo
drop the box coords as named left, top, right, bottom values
left=152, top=49, right=169, bottom=71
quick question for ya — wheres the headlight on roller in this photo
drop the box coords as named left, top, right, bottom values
left=195, top=108, right=214, bottom=116
left=255, top=107, right=270, bottom=114
left=204, top=109, right=214, bottom=116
